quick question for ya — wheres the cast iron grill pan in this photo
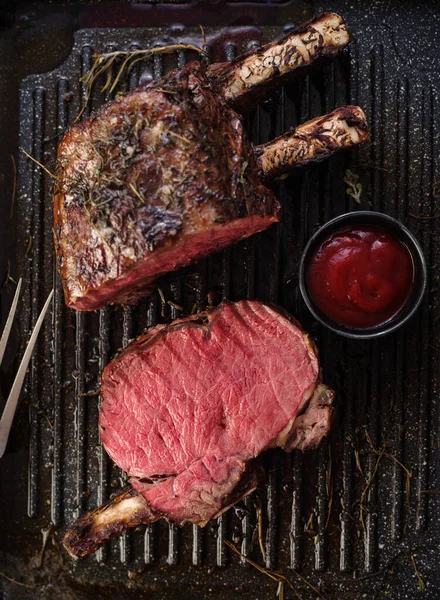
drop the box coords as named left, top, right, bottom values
left=3, top=10, right=440, bottom=599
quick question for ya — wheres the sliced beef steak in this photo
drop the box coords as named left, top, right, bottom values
left=63, top=301, right=334, bottom=559
left=100, top=301, right=324, bottom=481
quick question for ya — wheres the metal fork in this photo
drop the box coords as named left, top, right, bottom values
left=0, top=279, right=54, bottom=458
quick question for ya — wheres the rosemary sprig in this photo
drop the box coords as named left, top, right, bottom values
left=343, top=169, right=363, bottom=204
left=77, top=44, right=207, bottom=122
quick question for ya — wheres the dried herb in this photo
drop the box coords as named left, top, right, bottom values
left=155, top=88, right=177, bottom=95
left=411, top=555, right=425, bottom=592
left=167, top=301, right=184, bottom=312
left=30, top=402, right=54, bottom=431
left=408, top=212, right=440, bottom=221
left=358, top=429, right=413, bottom=530
left=158, top=287, right=167, bottom=318
left=77, top=44, right=207, bottom=122
left=77, top=389, right=101, bottom=398
left=225, top=541, right=304, bottom=600
left=37, top=523, right=54, bottom=568
left=343, top=169, right=363, bottom=204
left=200, top=24, right=207, bottom=46
left=168, top=130, right=191, bottom=145
left=21, top=148, right=57, bottom=180
left=359, top=443, right=385, bottom=530
left=364, top=429, right=412, bottom=509
left=0, top=571, right=35, bottom=590
left=255, top=498, right=266, bottom=563
left=225, top=541, right=326, bottom=600
left=129, top=183, right=145, bottom=204
left=325, top=445, right=333, bottom=529
left=25, top=236, right=33, bottom=257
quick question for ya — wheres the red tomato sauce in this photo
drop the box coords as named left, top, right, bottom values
left=306, top=226, right=414, bottom=329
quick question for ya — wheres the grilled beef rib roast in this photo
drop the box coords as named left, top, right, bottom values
left=63, top=301, right=334, bottom=559
left=54, top=13, right=368, bottom=311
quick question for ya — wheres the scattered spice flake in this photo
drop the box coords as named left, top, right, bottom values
left=343, top=169, right=363, bottom=203
left=411, top=555, right=425, bottom=592
left=9, top=154, right=16, bottom=218
left=21, top=148, right=58, bottom=180
left=77, top=44, right=207, bottom=122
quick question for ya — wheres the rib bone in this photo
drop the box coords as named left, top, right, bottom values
left=63, top=488, right=159, bottom=560
left=208, top=12, right=349, bottom=112
left=257, top=106, right=369, bottom=180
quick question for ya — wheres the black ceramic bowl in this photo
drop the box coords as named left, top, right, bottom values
left=299, top=211, right=427, bottom=339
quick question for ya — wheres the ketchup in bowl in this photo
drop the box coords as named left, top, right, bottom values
left=306, top=225, right=414, bottom=329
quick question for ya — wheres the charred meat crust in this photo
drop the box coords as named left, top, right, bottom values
left=207, top=12, right=350, bottom=113
left=256, top=106, right=369, bottom=180
left=288, top=384, right=334, bottom=450
left=54, top=62, right=278, bottom=311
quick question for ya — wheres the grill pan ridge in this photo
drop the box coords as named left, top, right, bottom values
left=0, top=2, right=439, bottom=598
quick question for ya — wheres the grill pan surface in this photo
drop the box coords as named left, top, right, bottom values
left=0, top=1, right=439, bottom=598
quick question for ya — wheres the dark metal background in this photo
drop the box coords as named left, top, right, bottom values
left=0, top=1, right=439, bottom=598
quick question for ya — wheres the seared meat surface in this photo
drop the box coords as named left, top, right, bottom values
left=63, top=301, right=334, bottom=559
left=54, top=63, right=279, bottom=311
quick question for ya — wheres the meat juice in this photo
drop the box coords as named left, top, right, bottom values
left=306, top=225, right=414, bottom=329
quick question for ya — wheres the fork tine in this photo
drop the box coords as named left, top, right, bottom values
left=0, top=278, right=22, bottom=367
left=0, top=289, right=54, bottom=458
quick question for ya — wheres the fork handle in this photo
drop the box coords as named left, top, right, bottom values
left=0, top=289, right=53, bottom=459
